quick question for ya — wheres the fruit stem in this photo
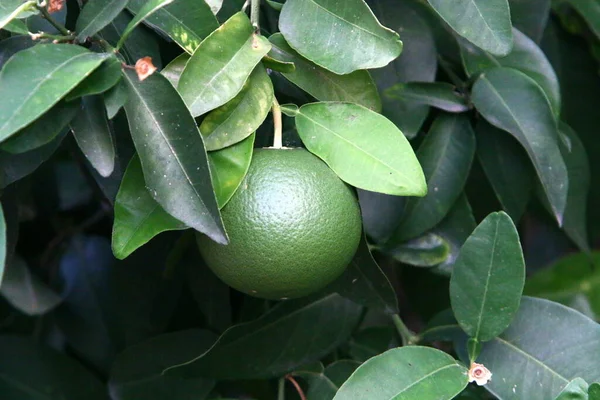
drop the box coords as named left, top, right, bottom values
left=250, top=0, right=261, bottom=31
left=392, top=313, right=416, bottom=346
left=277, top=376, right=285, bottom=400
left=272, top=97, right=283, bottom=149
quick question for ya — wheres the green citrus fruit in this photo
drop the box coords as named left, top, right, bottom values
left=197, top=148, right=362, bottom=300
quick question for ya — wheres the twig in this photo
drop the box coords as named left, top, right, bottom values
left=286, top=375, right=307, bottom=400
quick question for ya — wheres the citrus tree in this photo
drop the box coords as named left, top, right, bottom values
left=1, top=0, right=600, bottom=399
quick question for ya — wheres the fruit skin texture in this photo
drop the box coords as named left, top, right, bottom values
left=197, top=148, right=362, bottom=300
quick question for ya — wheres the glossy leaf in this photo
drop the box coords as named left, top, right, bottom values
left=461, top=28, right=561, bottom=116
left=368, top=0, right=437, bottom=139
left=200, top=66, right=273, bottom=151
left=76, top=0, right=129, bottom=42
left=161, top=52, right=188, bottom=88
left=450, top=211, right=525, bottom=342
left=0, top=256, right=61, bottom=316
left=127, top=0, right=218, bottom=54
left=0, top=1, right=36, bottom=31
left=268, top=33, right=381, bottom=112
left=471, top=67, right=568, bottom=224
left=509, top=0, right=551, bottom=43
left=279, top=0, right=402, bottom=74
left=327, top=235, right=398, bottom=314
left=0, top=44, right=109, bottom=141
left=325, top=360, right=361, bottom=387
left=122, top=69, right=227, bottom=244
left=178, top=12, right=271, bottom=117
left=555, top=378, right=589, bottom=400
left=112, top=155, right=187, bottom=260
left=1, top=100, right=78, bottom=154
left=261, top=54, right=295, bottom=73
left=476, top=120, right=534, bottom=222
left=109, top=330, right=217, bottom=399
left=347, top=326, right=396, bottom=362
left=163, top=293, right=362, bottom=379
left=0, top=35, right=34, bottom=70
left=384, top=82, right=469, bottom=113
left=291, top=363, right=338, bottom=400
left=0, top=336, right=107, bottom=399
left=100, top=12, right=162, bottom=67
left=557, top=123, right=590, bottom=252
left=427, top=0, right=513, bottom=56
left=117, top=0, right=176, bottom=50
left=3, top=19, right=28, bottom=34
left=0, top=130, right=67, bottom=189
left=387, top=233, right=451, bottom=267
left=431, top=194, right=477, bottom=276
left=66, top=56, right=123, bottom=101
left=208, top=133, right=254, bottom=209
left=357, top=189, right=406, bottom=244
left=104, top=79, right=128, bottom=119
left=334, top=346, right=468, bottom=400
left=70, top=96, right=116, bottom=178
left=469, top=297, right=600, bottom=400
left=295, top=102, right=426, bottom=196
left=524, top=252, right=600, bottom=318
left=388, top=114, right=475, bottom=243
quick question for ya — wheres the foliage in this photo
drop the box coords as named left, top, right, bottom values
left=0, top=0, right=599, bottom=399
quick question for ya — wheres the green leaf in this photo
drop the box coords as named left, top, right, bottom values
left=161, top=52, right=188, bottom=87
left=368, top=0, right=437, bottom=139
left=450, top=211, right=525, bottom=342
left=200, top=66, right=273, bottom=151
left=468, top=297, right=600, bottom=400
left=565, top=0, right=600, bottom=41
left=461, top=28, right=561, bottom=116
left=100, top=12, right=162, bottom=67
left=0, top=1, right=36, bottom=31
left=0, top=336, right=107, bottom=399
left=0, top=255, right=61, bottom=315
left=127, top=0, right=219, bottom=54
left=554, top=378, right=589, bottom=400
left=295, top=102, right=426, bottom=196
left=471, top=67, right=568, bottom=225
left=66, top=55, right=123, bottom=101
left=524, top=252, right=600, bottom=318
left=109, top=330, right=217, bottom=399
left=327, top=235, right=398, bottom=314
left=384, top=82, right=469, bottom=113
left=333, top=346, right=468, bottom=400
left=70, top=95, right=116, bottom=178
left=0, top=44, right=109, bottom=141
left=112, top=155, right=187, bottom=260
left=163, top=293, right=362, bottom=380
left=387, top=114, right=475, bottom=243
left=325, top=360, right=361, bottom=387
left=1, top=100, right=78, bottom=154
left=122, top=69, right=227, bottom=244
left=268, top=33, right=381, bottom=112
left=476, top=120, right=534, bottom=222
left=386, top=233, right=451, bottom=267
left=292, top=363, right=338, bottom=400
left=509, top=0, right=551, bottom=43
left=428, top=194, right=476, bottom=277
left=266, top=0, right=284, bottom=11
left=3, top=19, right=28, bottom=34
left=76, top=0, right=129, bottom=42
left=347, top=326, right=396, bottom=362
left=279, top=0, right=402, bottom=74
left=0, top=35, right=34, bottom=70
left=178, top=12, right=271, bottom=117
left=0, top=130, right=67, bottom=189
left=207, top=133, right=254, bottom=209
left=427, top=0, right=513, bottom=56
left=556, top=123, right=590, bottom=252
left=117, top=0, right=176, bottom=50
left=261, top=54, right=295, bottom=73
left=104, top=78, right=128, bottom=119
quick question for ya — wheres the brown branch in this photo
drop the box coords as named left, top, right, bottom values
left=286, top=375, right=307, bottom=400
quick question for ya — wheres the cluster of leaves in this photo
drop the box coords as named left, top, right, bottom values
left=1, top=0, right=600, bottom=399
